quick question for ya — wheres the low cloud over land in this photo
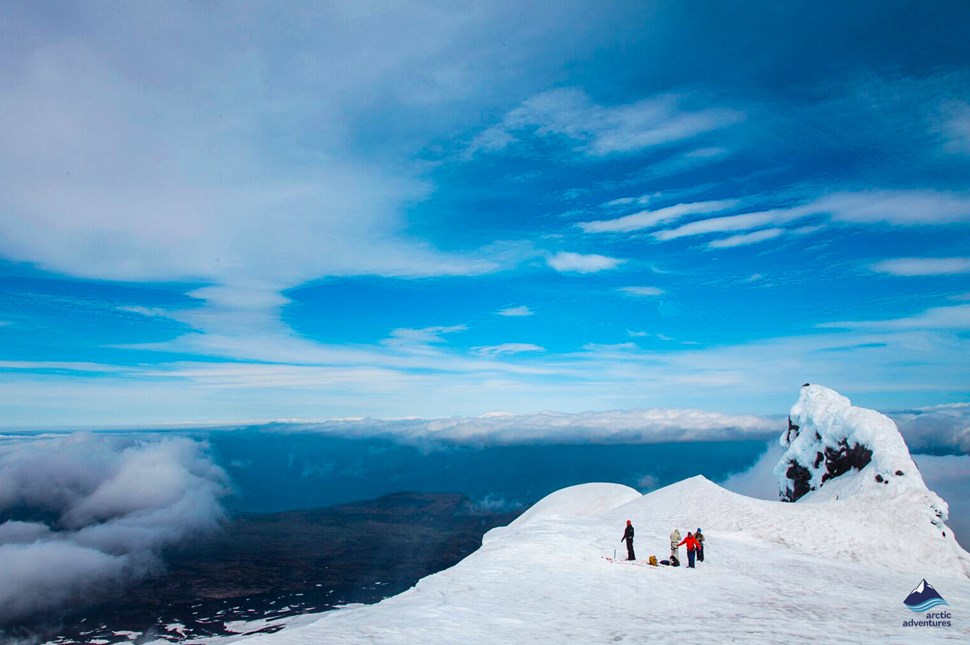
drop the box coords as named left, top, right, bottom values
left=0, top=434, right=228, bottom=624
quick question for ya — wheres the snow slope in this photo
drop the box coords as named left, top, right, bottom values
left=187, top=475, right=969, bottom=645
left=173, top=386, right=970, bottom=644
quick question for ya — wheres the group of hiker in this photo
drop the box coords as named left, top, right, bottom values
left=620, top=521, right=705, bottom=568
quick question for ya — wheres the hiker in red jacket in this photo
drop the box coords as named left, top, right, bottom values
left=677, top=531, right=700, bottom=568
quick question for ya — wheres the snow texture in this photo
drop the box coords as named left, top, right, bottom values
left=183, top=475, right=970, bottom=644
left=149, top=386, right=970, bottom=645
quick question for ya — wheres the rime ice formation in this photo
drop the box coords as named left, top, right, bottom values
left=776, top=384, right=949, bottom=531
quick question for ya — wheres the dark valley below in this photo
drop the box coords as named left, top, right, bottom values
left=6, top=492, right=521, bottom=645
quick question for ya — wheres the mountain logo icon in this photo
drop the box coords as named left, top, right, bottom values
left=903, top=579, right=949, bottom=612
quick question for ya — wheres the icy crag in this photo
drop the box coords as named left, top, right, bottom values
left=775, top=383, right=948, bottom=529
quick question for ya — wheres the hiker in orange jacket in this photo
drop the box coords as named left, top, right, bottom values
left=677, top=531, right=700, bottom=568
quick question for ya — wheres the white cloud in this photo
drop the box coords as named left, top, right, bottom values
left=0, top=7, right=565, bottom=378
left=912, top=454, right=970, bottom=544
left=819, top=304, right=970, bottom=331
left=579, top=200, right=737, bottom=233
left=890, top=404, right=970, bottom=454
left=618, top=286, right=665, bottom=297
left=474, top=343, right=545, bottom=357
left=383, top=325, right=468, bottom=349
left=719, top=441, right=786, bottom=500
left=0, top=360, right=129, bottom=374
left=497, top=305, right=534, bottom=317
left=937, top=100, right=970, bottom=155
left=117, top=305, right=171, bottom=318
left=708, top=228, right=785, bottom=248
left=0, top=434, right=227, bottom=622
left=2, top=319, right=967, bottom=429
left=274, top=408, right=778, bottom=446
left=645, top=189, right=969, bottom=246
left=581, top=342, right=641, bottom=353
left=0, top=42, right=494, bottom=287
left=871, top=257, right=970, bottom=276
left=814, top=190, right=970, bottom=225
left=654, top=209, right=805, bottom=241
left=468, top=88, right=742, bottom=158
left=686, top=146, right=728, bottom=159
left=602, top=194, right=655, bottom=209
left=636, top=474, right=661, bottom=492
left=547, top=252, right=623, bottom=273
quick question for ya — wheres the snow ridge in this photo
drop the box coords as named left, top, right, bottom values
left=188, top=386, right=970, bottom=645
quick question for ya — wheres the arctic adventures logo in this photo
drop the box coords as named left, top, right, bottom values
left=901, top=579, right=951, bottom=628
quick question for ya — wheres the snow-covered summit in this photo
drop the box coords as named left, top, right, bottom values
left=193, top=477, right=970, bottom=645
left=182, top=386, right=970, bottom=645
left=775, top=384, right=949, bottom=536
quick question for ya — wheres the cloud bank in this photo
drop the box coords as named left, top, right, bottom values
left=888, top=404, right=970, bottom=455
left=262, top=408, right=780, bottom=447
left=0, top=434, right=228, bottom=625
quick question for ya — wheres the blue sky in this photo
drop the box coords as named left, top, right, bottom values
left=1, top=1, right=968, bottom=428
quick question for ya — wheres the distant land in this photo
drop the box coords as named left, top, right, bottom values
left=9, top=493, right=520, bottom=645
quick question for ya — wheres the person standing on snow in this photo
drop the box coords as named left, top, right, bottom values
left=669, top=528, right=681, bottom=560
left=621, top=520, right=636, bottom=560
left=695, top=528, right=705, bottom=562
left=678, top=531, right=701, bottom=568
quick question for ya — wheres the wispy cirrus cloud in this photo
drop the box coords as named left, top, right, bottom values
left=0, top=361, right=130, bottom=374
left=579, top=199, right=738, bottom=234
left=818, top=304, right=970, bottom=331
left=3, top=309, right=967, bottom=428
left=618, top=286, right=665, bottom=297
left=936, top=100, right=970, bottom=156
left=871, top=257, right=970, bottom=276
left=707, top=228, right=785, bottom=249
left=497, top=305, right=534, bottom=317
left=546, top=252, right=623, bottom=273
left=645, top=189, right=969, bottom=246
left=473, top=343, right=545, bottom=358
left=468, top=88, right=742, bottom=158
left=817, top=190, right=970, bottom=225
left=382, top=325, right=469, bottom=349
left=654, top=209, right=806, bottom=242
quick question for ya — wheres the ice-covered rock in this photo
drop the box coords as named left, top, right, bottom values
left=775, top=384, right=949, bottom=532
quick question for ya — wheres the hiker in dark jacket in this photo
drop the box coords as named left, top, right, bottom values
left=621, top=520, right=636, bottom=560
left=677, top=531, right=700, bottom=568
left=695, top=528, right=705, bottom=562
